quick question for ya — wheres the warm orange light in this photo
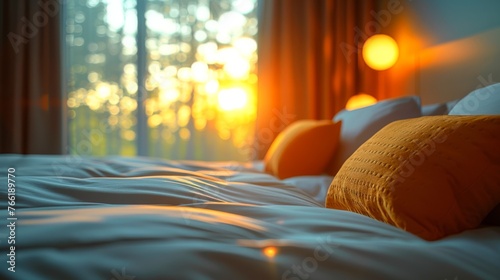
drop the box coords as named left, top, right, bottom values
left=217, top=88, right=248, bottom=111
left=345, top=93, right=377, bottom=110
left=263, top=246, right=278, bottom=258
left=362, top=34, right=399, bottom=70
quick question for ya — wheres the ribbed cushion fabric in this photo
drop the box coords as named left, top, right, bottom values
left=326, top=115, right=500, bottom=240
left=328, top=96, right=421, bottom=176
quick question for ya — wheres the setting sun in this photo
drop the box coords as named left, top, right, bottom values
left=217, top=88, right=248, bottom=111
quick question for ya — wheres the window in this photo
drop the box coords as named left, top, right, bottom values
left=65, top=0, right=258, bottom=161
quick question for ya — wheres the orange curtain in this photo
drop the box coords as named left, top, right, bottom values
left=255, top=0, right=381, bottom=158
left=0, top=0, right=64, bottom=154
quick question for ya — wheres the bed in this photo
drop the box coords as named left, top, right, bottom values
left=1, top=85, right=500, bottom=279
left=1, top=154, right=499, bottom=280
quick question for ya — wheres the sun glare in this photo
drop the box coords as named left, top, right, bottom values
left=67, top=0, right=258, bottom=157
left=217, top=88, right=248, bottom=111
left=224, top=58, right=250, bottom=79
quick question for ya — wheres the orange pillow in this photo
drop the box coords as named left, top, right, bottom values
left=264, top=120, right=341, bottom=179
left=325, top=115, right=500, bottom=240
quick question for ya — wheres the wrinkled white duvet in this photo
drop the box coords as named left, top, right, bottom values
left=1, top=155, right=499, bottom=280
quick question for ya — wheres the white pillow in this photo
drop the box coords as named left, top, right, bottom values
left=421, top=99, right=460, bottom=116
left=421, top=102, right=448, bottom=116
left=283, top=175, right=334, bottom=204
left=449, top=83, right=500, bottom=115
left=328, top=96, right=422, bottom=175
left=446, top=99, right=460, bottom=112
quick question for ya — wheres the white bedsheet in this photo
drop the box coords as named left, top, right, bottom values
left=1, top=154, right=499, bottom=280
left=283, top=175, right=334, bottom=205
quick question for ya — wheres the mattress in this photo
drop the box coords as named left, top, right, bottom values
left=1, top=154, right=499, bottom=279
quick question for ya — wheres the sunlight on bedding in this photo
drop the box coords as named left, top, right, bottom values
left=20, top=205, right=267, bottom=232
left=2, top=154, right=500, bottom=279
left=263, top=246, right=278, bottom=258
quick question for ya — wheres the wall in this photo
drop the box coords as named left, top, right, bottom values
left=384, top=0, right=500, bottom=104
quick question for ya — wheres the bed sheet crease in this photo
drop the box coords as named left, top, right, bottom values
left=0, top=155, right=499, bottom=280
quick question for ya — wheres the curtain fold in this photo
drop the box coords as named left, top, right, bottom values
left=0, top=0, right=64, bottom=154
left=256, top=0, right=381, bottom=158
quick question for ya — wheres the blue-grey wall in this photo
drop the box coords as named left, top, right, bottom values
left=409, top=0, right=500, bottom=47
left=391, top=0, right=500, bottom=104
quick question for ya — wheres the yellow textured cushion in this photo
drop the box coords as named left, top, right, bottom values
left=264, top=120, right=341, bottom=179
left=325, top=115, right=500, bottom=240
